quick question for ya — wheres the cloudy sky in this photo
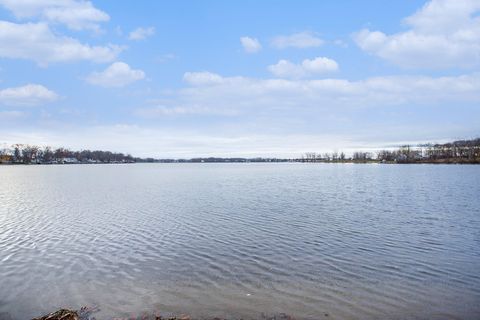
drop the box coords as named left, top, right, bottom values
left=0, top=0, right=479, bottom=157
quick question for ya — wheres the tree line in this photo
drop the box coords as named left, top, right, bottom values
left=0, top=144, right=137, bottom=164
left=301, top=138, right=480, bottom=163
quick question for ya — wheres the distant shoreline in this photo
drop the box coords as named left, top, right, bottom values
left=1, top=158, right=479, bottom=165
left=1, top=138, right=479, bottom=165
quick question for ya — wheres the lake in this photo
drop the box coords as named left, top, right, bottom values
left=0, top=163, right=479, bottom=320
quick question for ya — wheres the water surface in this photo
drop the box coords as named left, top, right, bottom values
left=0, top=163, right=479, bottom=319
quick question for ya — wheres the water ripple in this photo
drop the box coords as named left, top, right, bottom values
left=0, top=163, right=479, bottom=320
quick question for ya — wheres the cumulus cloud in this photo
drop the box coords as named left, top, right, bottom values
left=0, top=0, right=109, bottom=31
left=128, top=26, right=155, bottom=40
left=271, top=31, right=324, bottom=49
left=268, top=57, right=339, bottom=78
left=86, top=62, right=145, bottom=87
left=0, top=84, right=58, bottom=106
left=240, top=36, right=262, bottom=53
left=353, top=0, right=480, bottom=69
left=0, top=21, right=121, bottom=65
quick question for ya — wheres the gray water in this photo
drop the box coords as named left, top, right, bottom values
left=1, top=163, right=479, bottom=320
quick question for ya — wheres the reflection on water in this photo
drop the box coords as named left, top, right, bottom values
left=0, top=163, right=479, bottom=319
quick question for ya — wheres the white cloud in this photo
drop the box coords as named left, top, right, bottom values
left=302, top=57, right=339, bottom=73
left=178, top=71, right=480, bottom=113
left=128, top=26, right=155, bottom=40
left=0, top=84, right=58, bottom=106
left=353, top=0, right=480, bottom=69
left=268, top=57, right=339, bottom=78
left=271, top=31, right=324, bottom=49
left=268, top=60, right=301, bottom=78
left=86, top=62, right=145, bottom=87
left=240, top=36, right=262, bottom=53
left=183, top=71, right=224, bottom=86
left=0, top=21, right=121, bottom=65
left=0, top=0, right=110, bottom=31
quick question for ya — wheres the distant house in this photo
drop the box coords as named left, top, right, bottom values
left=60, top=157, right=79, bottom=164
left=0, top=155, right=13, bottom=164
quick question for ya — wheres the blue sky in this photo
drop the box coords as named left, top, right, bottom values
left=0, top=0, right=479, bottom=157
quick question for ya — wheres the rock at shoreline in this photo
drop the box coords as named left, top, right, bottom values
left=32, top=309, right=78, bottom=320
left=31, top=309, right=297, bottom=320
